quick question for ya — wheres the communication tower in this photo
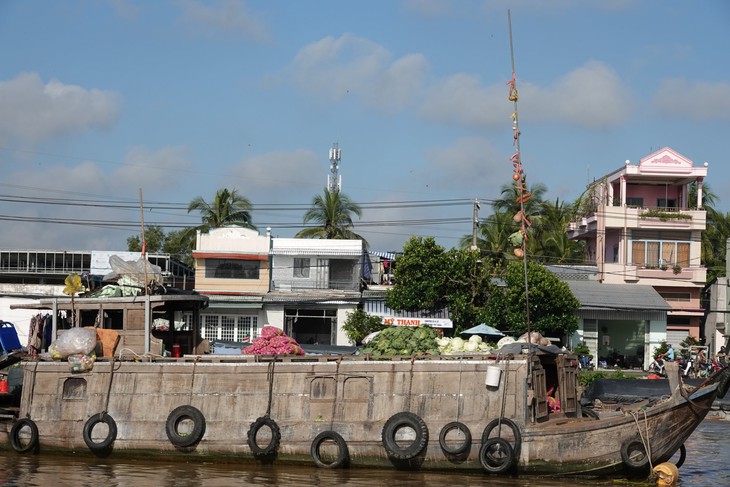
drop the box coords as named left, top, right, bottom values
left=327, top=143, right=342, bottom=193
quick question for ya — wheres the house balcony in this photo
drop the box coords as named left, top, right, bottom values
left=272, top=279, right=360, bottom=292
left=568, top=206, right=706, bottom=239
left=602, top=262, right=706, bottom=285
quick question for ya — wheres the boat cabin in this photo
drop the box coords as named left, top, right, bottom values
left=11, top=293, right=209, bottom=357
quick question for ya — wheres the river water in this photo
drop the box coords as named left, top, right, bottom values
left=0, top=417, right=727, bottom=487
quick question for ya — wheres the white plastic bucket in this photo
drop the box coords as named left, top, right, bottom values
left=485, top=365, right=502, bottom=387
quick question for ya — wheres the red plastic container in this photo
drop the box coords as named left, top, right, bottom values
left=172, top=344, right=181, bottom=358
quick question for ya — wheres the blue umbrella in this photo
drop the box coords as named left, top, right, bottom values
left=460, top=323, right=505, bottom=337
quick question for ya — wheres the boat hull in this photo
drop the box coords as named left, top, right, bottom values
left=4, top=356, right=722, bottom=476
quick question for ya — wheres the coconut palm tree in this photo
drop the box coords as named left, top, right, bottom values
left=296, top=188, right=368, bottom=245
left=461, top=211, right=514, bottom=267
left=187, top=188, right=256, bottom=233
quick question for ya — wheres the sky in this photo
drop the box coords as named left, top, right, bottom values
left=1, top=0, right=730, bottom=256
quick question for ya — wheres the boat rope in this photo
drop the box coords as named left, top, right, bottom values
left=455, top=357, right=464, bottom=423
left=188, top=356, right=199, bottom=406
left=497, top=354, right=508, bottom=437
left=265, top=359, right=276, bottom=418
left=329, top=357, right=341, bottom=430
left=102, top=356, right=117, bottom=414
left=630, top=409, right=654, bottom=474
left=407, top=356, right=416, bottom=412
left=25, top=361, right=40, bottom=420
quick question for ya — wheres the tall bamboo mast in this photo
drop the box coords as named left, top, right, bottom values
left=507, top=10, right=533, bottom=379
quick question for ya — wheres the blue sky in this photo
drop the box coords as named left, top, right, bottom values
left=2, top=0, right=729, bottom=255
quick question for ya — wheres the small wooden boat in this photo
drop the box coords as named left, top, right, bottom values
left=4, top=295, right=728, bottom=476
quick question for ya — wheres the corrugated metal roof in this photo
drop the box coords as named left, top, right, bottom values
left=566, top=280, right=671, bottom=312
left=271, top=238, right=362, bottom=256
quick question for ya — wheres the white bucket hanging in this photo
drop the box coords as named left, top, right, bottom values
left=485, top=365, right=502, bottom=388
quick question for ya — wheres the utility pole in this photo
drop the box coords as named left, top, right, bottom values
left=471, top=198, right=480, bottom=251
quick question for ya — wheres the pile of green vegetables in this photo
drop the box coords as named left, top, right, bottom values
left=361, top=326, right=440, bottom=356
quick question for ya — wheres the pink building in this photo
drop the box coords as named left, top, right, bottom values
left=567, top=147, right=707, bottom=363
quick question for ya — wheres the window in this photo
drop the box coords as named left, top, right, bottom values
left=631, top=240, right=691, bottom=267
left=657, top=198, right=676, bottom=209
left=201, top=314, right=258, bottom=342
left=626, top=197, right=644, bottom=207
left=205, top=258, right=259, bottom=279
left=294, top=258, right=310, bottom=278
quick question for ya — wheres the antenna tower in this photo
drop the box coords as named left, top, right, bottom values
left=327, top=143, right=342, bottom=193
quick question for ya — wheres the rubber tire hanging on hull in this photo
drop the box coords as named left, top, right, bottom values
left=310, top=431, right=350, bottom=469
left=10, top=418, right=39, bottom=454
left=438, top=421, right=472, bottom=456
left=83, top=413, right=118, bottom=452
left=481, top=418, right=522, bottom=457
left=247, top=417, right=281, bottom=457
left=479, top=437, right=515, bottom=474
left=381, top=412, right=429, bottom=460
left=165, top=405, right=206, bottom=448
left=621, top=438, right=649, bottom=470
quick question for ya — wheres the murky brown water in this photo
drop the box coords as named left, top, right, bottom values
left=0, top=418, right=727, bottom=486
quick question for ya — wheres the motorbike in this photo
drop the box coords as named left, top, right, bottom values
left=647, top=356, right=666, bottom=376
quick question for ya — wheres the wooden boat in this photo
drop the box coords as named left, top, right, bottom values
left=4, top=294, right=729, bottom=476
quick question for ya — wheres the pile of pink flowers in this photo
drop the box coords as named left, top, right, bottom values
left=242, top=326, right=305, bottom=356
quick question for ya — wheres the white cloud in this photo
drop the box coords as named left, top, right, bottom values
left=653, top=78, right=730, bottom=120
left=226, top=149, right=323, bottom=196
left=422, top=136, right=507, bottom=193
left=420, top=73, right=509, bottom=128
left=0, top=72, right=121, bottom=146
left=113, top=146, right=194, bottom=188
left=522, top=60, right=633, bottom=128
left=175, top=0, right=269, bottom=41
left=285, top=34, right=427, bottom=112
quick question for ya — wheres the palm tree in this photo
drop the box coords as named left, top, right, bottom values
left=296, top=188, right=368, bottom=245
left=461, top=211, right=514, bottom=267
left=187, top=188, right=256, bottom=233
left=534, top=198, right=585, bottom=263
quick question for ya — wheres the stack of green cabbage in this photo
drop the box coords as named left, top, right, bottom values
left=361, top=326, right=440, bottom=356
left=436, top=335, right=493, bottom=354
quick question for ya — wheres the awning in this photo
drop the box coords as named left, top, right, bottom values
left=368, top=250, right=397, bottom=260
left=566, top=281, right=670, bottom=321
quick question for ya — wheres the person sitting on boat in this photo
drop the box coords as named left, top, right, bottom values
left=717, top=346, right=727, bottom=366
left=546, top=385, right=561, bottom=413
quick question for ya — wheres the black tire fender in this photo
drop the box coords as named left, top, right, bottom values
left=621, top=438, right=649, bottom=470
left=481, top=418, right=522, bottom=458
left=479, top=437, right=515, bottom=474
left=310, top=430, right=350, bottom=469
left=438, top=421, right=472, bottom=456
left=165, top=405, right=206, bottom=448
left=10, top=418, right=39, bottom=454
left=381, top=411, right=429, bottom=460
left=83, top=412, right=118, bottom=452
left=247, top=416, right=281, bottom=457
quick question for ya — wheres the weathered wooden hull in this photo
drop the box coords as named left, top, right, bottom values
left=4, top=355, right=723, bottom=476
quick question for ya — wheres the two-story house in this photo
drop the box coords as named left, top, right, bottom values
left=567, top=147, right=708, bottom=365
left=191, top=227, right=363, bottom=347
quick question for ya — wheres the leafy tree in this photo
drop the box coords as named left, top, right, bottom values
left=127, top=225, right=166, bottom=253
left=127, top=225, right=195, bottom=267
left=461, top=211, right=514, bottom=267
left=342, top=309, right=388, bottom=345
left=163, top=228, right=196, bottom=267
left=386, top=237, right=449, bottom=311
left=187, top=188, right=255, bottom=233
left=535, top=198, right=585, bottom=264
left=488, top=260, right=579, bottom=337
left=296, top=188, right=367, bottom=245
left=386, top=236, right=499, bottom=332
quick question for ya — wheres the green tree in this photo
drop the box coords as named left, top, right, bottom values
left=127, top=225, right=196, bottom=268
left=296, top=188, right=367, bottom=245
left=386, top=236, right=499, bottom=332
left=163, top=228, right=196, bottom=267
left=488, top=260, right=579, bottom=337
left=342, top=309, right=388, bottom=345
left=461, top=211, right=514, bottom=267
left=187, top=188, right=256, bottom=233
left=534, top=198, right=584, bottom=264
left=127, top=225, right=166, bottom=253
